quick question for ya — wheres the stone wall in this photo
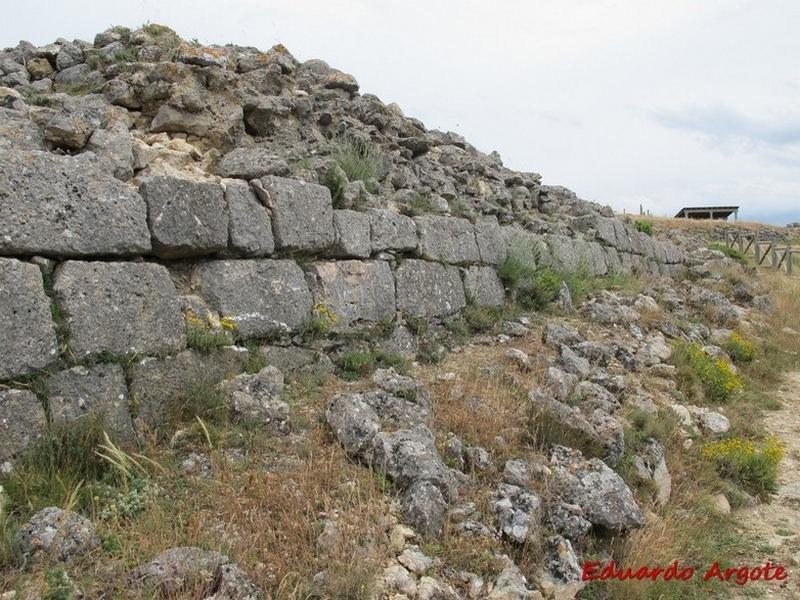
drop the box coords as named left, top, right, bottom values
left=0, top=151, right=685, bottom=466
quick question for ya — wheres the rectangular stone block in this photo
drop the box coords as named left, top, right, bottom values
left=139, top=175, right=228, bottom=258
left=252, top=175, right=334, bottom=251
left=306, top=261, right=396, bottom=329
left=225, top=179, right=274, bottom=257
left=368, top=209, right=417, bottom=252
left=0, top=258, right=58, bottom=379
left=462, top=266, right=505, bottom=307
left=330, top=210, right=371, bottom=258
left=46, top=363, right=134, bottom=440
left=414, top=215, right=480, bottom=264
left=194, top=259, right=312, bottom=339
left=395, top=259, right=465, bottom=318
left=474, top=217, right=507, bottom=265
left=53, top=261, right=186, bottom=359
left=0, top=149, right=151, bottom=257
left=0, top=389, right=46, bottom=465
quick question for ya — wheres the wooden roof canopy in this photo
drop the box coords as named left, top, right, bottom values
left=674, top=206, right=740, bottom=220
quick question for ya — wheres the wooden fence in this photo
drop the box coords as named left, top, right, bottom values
left=723, top=231, right=796, bottom=276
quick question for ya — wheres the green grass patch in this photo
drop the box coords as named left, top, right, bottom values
left=708, top=242, right=748, bottom=265
left=633, top=220, right=653, bottom=236
left=0, top=415, right=125, bottom=517
left=330, top=135, right=381, bottom=187
left=336, top=350, right=407, bottom=381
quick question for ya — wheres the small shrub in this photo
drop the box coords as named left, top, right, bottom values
left=674, top=342, right=743, bottom=402
left=140, top=23, right=182, bottom=49
left=337, top=350, right=407, bottom=380
left=463, top=304, right=502, bottom=333
left=242, top=343, right=268, bottom=375
left=300, top=303, right=338, bottom=340
left=331, top=135, right=382, bottom=185
left=169, top=383, right=229, bottom=426
left=185, top=311, right=236, bottom=352
left=708, top=242, right=748, bottom=265
left=399, top=193, right=433, bottom=217
left=724, top=331, right=756, bottom=363
left=338, top=350, right=376, bottom=380
left=702, top=436, right=782, bottom=496
left=633, top=220, right=653, bottom=236
left=112, top=47, right=139, bottom=63
left=44, top=567, right=80, bottom=600
left=517, top=267, right=562, bottom=310
left=497, top=244, right=537, bottom=288
left=323, top=164, right=348, bottom=208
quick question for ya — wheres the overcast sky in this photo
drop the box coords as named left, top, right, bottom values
left=4, top=0, right=799, bottom=224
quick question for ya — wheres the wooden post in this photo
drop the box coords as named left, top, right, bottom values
left=737, top=233, right=744, bottom=253
left=787, top=244, right=793, bottom=276
left=754, top=232, right=760, bottom=262
left=772, top=247, right=779, bottom=270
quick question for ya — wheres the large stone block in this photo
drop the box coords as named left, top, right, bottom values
left=0, top=389, right=46, bottom=465
left=306, top=261, right=396, bottom=329
left=53, top=261, right=185, bottom=359
left=474, top=217, right=507, bottom=265
left=0, top=258, right=58, bottom=379
left=215, top=147, right=289, bottom=180
left=139, top=176, right=228, bottom=258
left=225, top=180, right=274, bottom=257
left=129, top=347, right=247, bottom=428
left=548, top=235, right=607, bottom=275
left=414, top=215, right=480, bottom=264
left=194, top=259, right=312, bottom=338
left=330, top=210, right=371, bottom=258
left=395, top=260, right=465, bottom=318
left=368, top=209, right=417, bottom=252
left=252, top=176, right=334, bottom=251
left=462, top=266, right=505, bottom=307
left=0, top=149, right=151, bottom=257
left=46, top=363, right=133, bottom=440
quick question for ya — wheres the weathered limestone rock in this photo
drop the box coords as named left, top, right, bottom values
left=549, top=446, right=644, bottom=532
left=402, top=480, right=448, bottom=538
left=0, top=150, right=151, bottom=256
left=139, top=176, right=228, bottom=258
left=129, top=347, right=247, bottom=429
left=330, top=209, right=371, bottom=258
left=85, top=127, right=135, bottom=181
left=127, top=547, right=261, bottom=597
left=53, top=261, right=185, bottom=359
left=395, top=260, right=466, bottom=318
left=326, top=393, right=381, bottom=458
left=0, top=389, right=46, bottom=465
left=219, top=365, right=288, bottom=429
left=415, top=215, right=479, bottom=264
left=633, top=438, right=671, bottom=506
left=493, top=483, right=541, bottom=543
left=47, top=363, right=134, bottom=440
left=16, top=507, right=99, bottom=563
left=215, top=147, right=289, bottom=179
left=194, top=259, right=312, bottom=338
left=372, top=424, right=459, bottom=501
left=252, top=175, right=334, bottom=251
left=369, top=209, right=417, bottom=252
left=463, top=266, right=505, bottom=307
left=0, top=258, right=58, bottom=379
left=305, top=260, right=395, bottom=329
left=474, top=217, right=507, bottom=265
left=43, top=112, right=93, bottom=150
left=225, top=180, right=274, bottom=257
